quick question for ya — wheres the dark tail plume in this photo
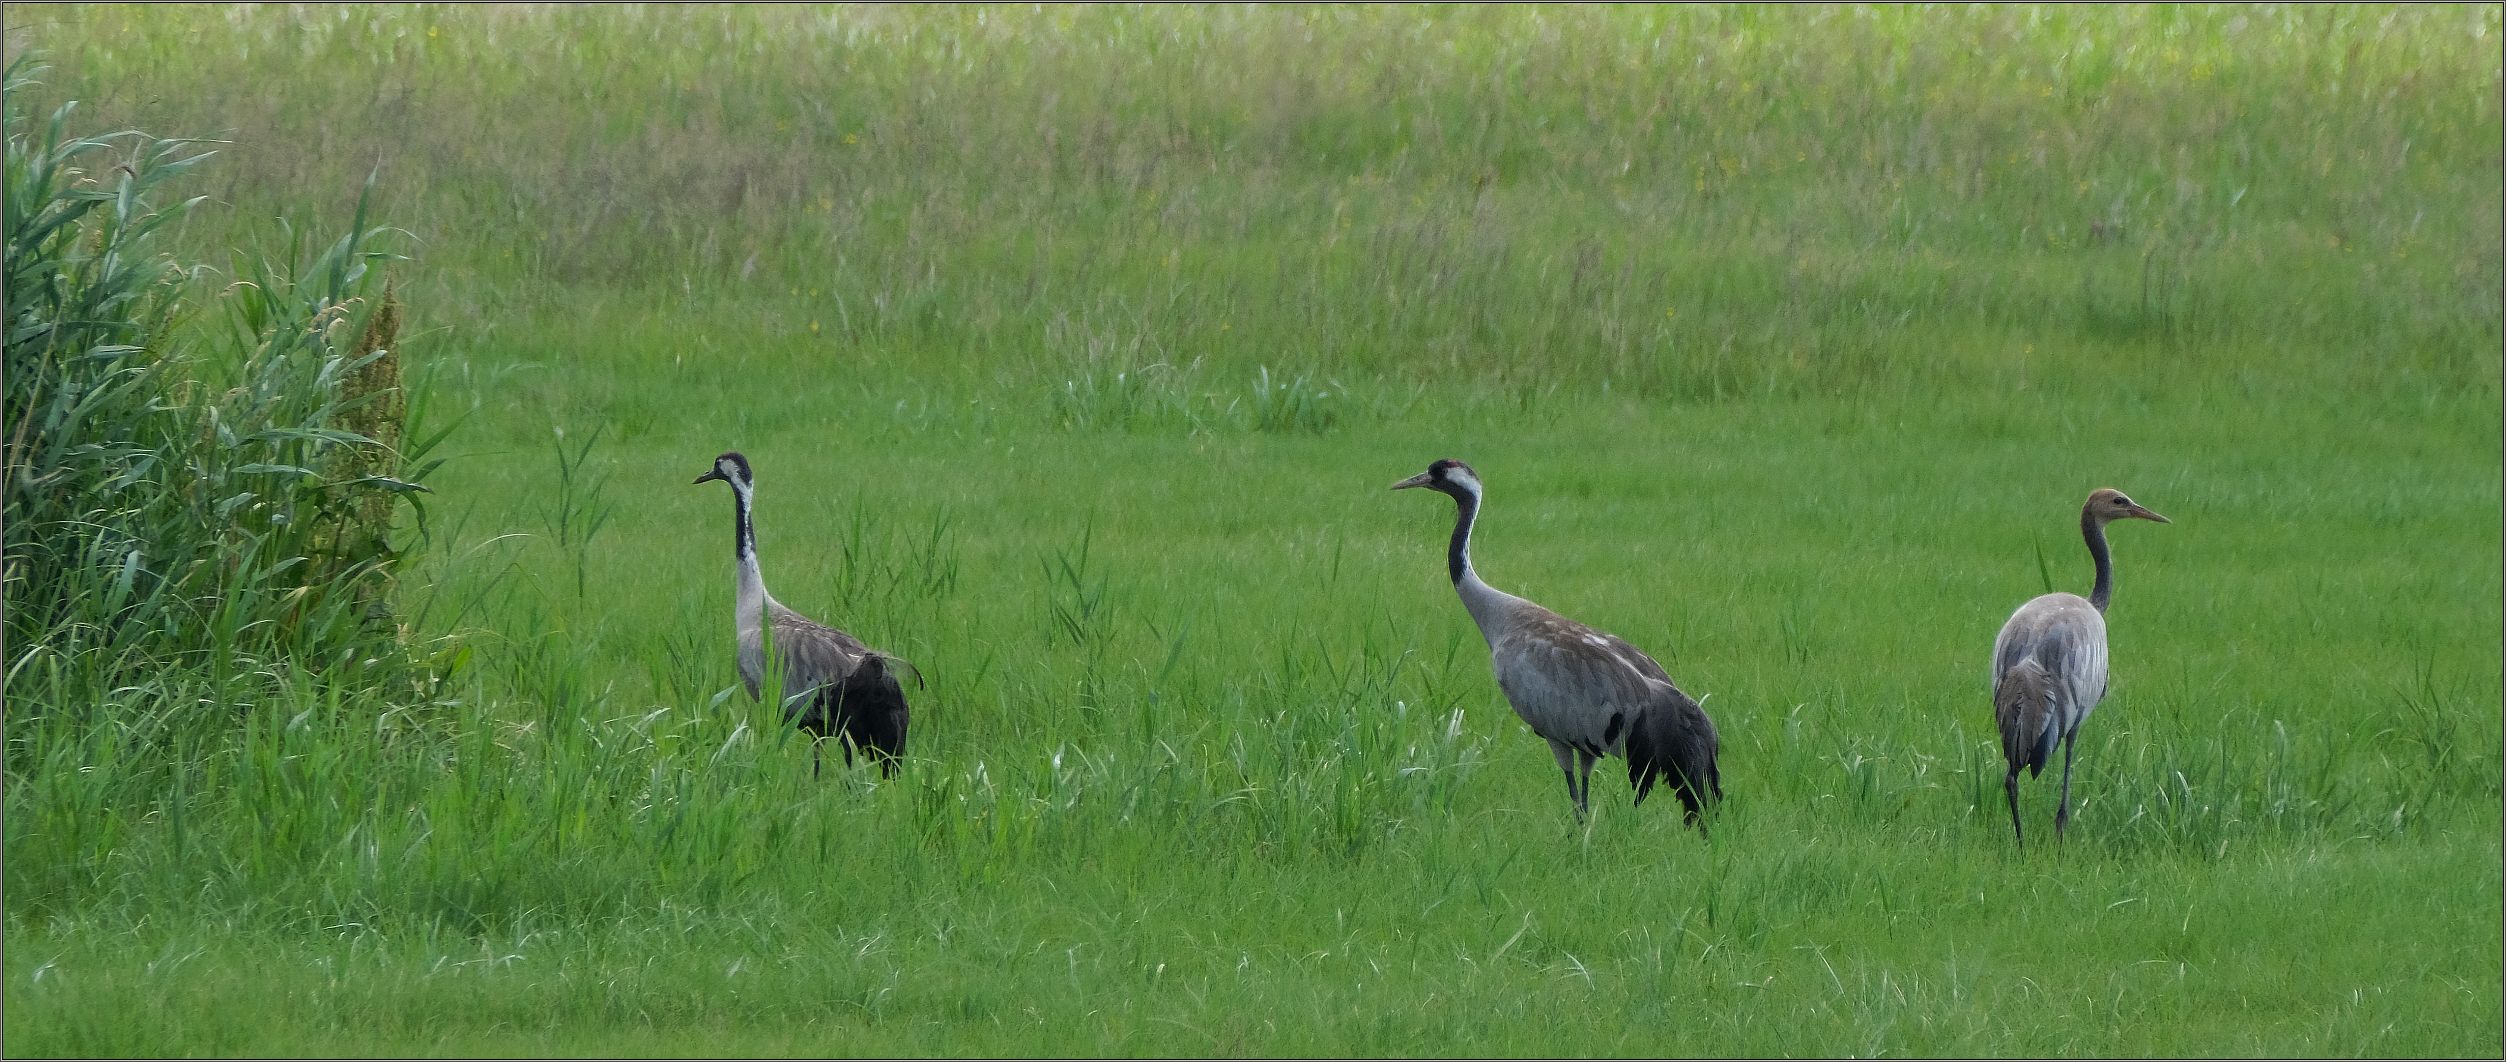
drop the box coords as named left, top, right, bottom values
left=800, top=654, right=914, bottom=779
left=1627, top=698, right=1722, bottom=831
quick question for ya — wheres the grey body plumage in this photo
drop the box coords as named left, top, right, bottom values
left=1395, top=458, right=1721, bottom=825
left=1991, top=487, right=2167, bottom=844
left=695, top=451, right=913, bottom=776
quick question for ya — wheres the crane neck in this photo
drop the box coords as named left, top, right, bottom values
left=730, top=479, right=759, bottom=563
left=2082, top=508, right=2114, bottom=613
left=731, top=480, right=768, bottom=626
left=1443, top=484, right=1520, bottom=641
left=1445, top=484, right=1480, bottom=587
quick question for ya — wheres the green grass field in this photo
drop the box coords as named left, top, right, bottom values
left=4, top=4, right=2500, bottom=1055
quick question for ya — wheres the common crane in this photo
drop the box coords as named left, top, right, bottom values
left=1992, top=487, right=2168, bottom=844
left=1394, top=458, right=1721, bottom=826
left=694, top=451, right=913, bottom=777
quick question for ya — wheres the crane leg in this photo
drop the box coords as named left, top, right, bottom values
left=811, top=736, right=824, bottom=779
left=1574, top=748, right=1599, bottom=820
left=2004, top=767, right=2024, bottom=847
left=1549, top=740, right=1587, bottom=820
left=2054, top=731, right=2078, bottom=838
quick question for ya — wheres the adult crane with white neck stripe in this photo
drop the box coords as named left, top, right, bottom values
left=695, top=451, right=913, bottom=777
left=1394, top=458, right=1721, bottom=825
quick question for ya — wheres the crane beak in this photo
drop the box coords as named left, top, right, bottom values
left=693, top=469, right=726, bottom=485
left=1389, top=472, right=1434, bottom=491
left=2127, top=504, right=2170, bottom=524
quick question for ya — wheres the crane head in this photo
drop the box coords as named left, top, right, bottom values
left=2086, top=487, right=2167, bottom=525
left=694, top=451, right=753, bottom=487
left=1391, top=458, right=1482, bottom=498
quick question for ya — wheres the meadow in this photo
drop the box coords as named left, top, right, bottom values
left=3, top=4, right=2500, bottom=1055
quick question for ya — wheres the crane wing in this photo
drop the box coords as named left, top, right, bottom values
left=1991, top=593, right=2111, bottom=761
left=1593, top=630, right=1676, bottom=686
left=768, top=608, right=875, bottom=692
left=1491, top=613, right=1660, bottom=756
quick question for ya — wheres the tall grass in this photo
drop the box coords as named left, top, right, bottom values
left=4, top=4, right=2496, bottom=402
left=2, top=6, right=2499, bottom=1056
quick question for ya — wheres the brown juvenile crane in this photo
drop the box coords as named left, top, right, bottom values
left=1991, top=487, right=2168, bottom=845
left=1394, top=459, right=1721, bottom=825
left=694, top=451, right=913, bottom=777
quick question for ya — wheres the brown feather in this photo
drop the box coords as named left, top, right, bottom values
left=1995, top=659, right=2056, bottom=777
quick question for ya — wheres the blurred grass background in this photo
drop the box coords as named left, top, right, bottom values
left=13, top=3, right=2498, bottom=402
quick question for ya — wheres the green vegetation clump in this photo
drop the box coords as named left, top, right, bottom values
left=2, top=56, right=439, bottom=749
left=0, top=7, right=2498, bottom=1057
